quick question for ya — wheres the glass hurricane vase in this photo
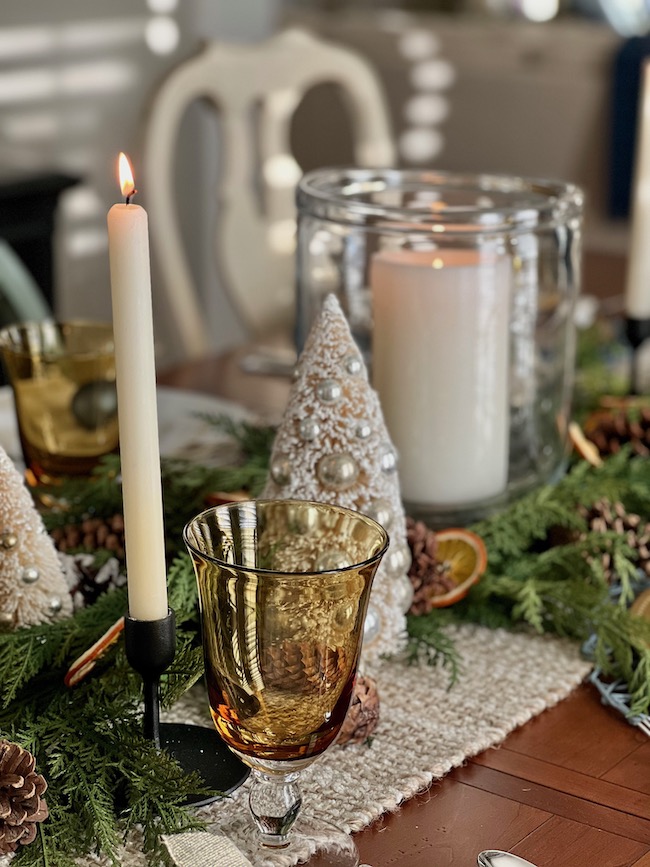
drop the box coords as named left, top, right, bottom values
left=184, top=499, right=388, bottom=867
left=296, top=168, right=584, bottom=526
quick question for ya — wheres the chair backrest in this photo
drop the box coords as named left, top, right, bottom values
left=142, top=27, right=395, bottom=360
left=0, top=239, right=51, bottom=326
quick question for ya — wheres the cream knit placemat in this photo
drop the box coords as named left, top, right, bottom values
left=63, top=622, right=591, bottom=867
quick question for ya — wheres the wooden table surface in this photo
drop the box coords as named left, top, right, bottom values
left=158, top=337, right=650, bottom=867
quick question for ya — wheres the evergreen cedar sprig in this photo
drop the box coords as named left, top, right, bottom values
left=0, top=556, right=203, bottom=713
left=0, top=556, right=207, bottom=867
left=404, top=609, right=463, bottom=686
left=40, top=416, right=273, bottom=555
left=571, top=319, right=629, bottom=422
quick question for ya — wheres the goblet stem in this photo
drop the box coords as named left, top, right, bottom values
left=249, top=770, right=303, bottom=849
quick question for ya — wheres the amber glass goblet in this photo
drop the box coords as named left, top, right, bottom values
left=0, top=321, right=118, bottom=486
left=184, top=499, right=388, bottom=867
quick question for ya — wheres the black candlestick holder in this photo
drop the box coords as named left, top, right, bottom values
left=124, top=610, right=249, bottom=806
left=625, top=316, right=650, bottom=395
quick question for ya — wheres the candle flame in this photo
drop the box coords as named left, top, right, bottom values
left=432, top=257, right=444, bottom=269
left=118, top=152, right=136, bottom=200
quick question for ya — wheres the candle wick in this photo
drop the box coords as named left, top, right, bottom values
left=125, top=187, right=137, bottom=206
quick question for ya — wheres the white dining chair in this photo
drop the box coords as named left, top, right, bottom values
left=142, top=27, right=395, bottom=361
left=0, top=239, right=51, bottom=325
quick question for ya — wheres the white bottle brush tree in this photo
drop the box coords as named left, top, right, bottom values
left=263, top=294, right=413, bottom=666
left=0, top=446, right=72, bottom=630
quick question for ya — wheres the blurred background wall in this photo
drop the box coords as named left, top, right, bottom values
left=0, top=0, right=643, bottom=364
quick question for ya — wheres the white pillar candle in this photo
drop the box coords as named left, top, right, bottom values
left=371, top=247, right=512, bottom=507
left=107, top=153, right=168, bottom=621
left=625, top=60, right=650, bottom=320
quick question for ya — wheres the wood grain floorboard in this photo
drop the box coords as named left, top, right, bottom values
left=500, top=686, right=647, bottom=777
left=603, top=741, right=650, bottom=798
left=471, top=749, right=650, bottom=818
left=355, top=779, right=551, bottom=867
left=516, top=814, right=649, bottom=867
left=450, top=764, right=650, bottom=844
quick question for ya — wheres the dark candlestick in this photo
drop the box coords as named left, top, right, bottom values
left=124, top=608, right=248, bottom=805
left=124, top=612, right=175, bottom=747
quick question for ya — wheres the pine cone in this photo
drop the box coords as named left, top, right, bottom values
left=262, top=641, right=347, bottom=694
left=0, top=740, right=48, bottom=855
left=406, top=517, right=456, bottom=614
left=263, top=642, right=311, bottom=693
left=584, top=408, right=650, bottom=457
left=52, top=514, right=126, bottom=609
left=337, top=674, right=380, bottom=746
left=579, top=498, right=650, bottom=583
left=51, top=513, right=125, bottom=561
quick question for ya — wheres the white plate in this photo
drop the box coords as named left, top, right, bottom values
left=0, top=385, right=253, bottom=469
left=156, top=385, right=253, bottom=463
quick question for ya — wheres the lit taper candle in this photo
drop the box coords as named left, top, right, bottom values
left=107, top=152, right=168, bottom=621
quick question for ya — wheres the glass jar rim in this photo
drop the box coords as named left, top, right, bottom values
left=296, top=167, right=584, bottom=235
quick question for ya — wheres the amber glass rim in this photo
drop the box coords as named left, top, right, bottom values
left=0, top=319, right=114, bottom=359
left=183, top=498, right=390, bottom=577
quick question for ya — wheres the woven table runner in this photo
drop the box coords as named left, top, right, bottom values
left=182, top=625, right=591, bottom=867
left=56, top=623, right=593, bottom=867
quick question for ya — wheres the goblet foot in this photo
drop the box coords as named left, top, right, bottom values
left=243, top=814, right=359, bottom=866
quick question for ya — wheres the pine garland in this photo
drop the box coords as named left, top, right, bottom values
left=572, top=319, right=629, bottom=421
left=405, top=609, right=463, bottom=686
left=0, top=416, right=267, bottom=866
left=2, top=415, right=650, bottom=865
left=0, top=555, right=207, bottom=867
left=408, top=448, right=650, bottom=716
left=40, top=417, right=272, bottom=557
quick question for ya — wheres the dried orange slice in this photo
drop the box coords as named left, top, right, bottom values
left=65, top=616, right=125, bottom=687
left=430, top=528, right=488, bottom=608
left=568, top=421, right=603, bottom=468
